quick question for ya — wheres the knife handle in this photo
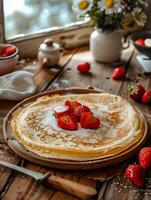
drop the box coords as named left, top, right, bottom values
left=46, top=174, right=97, bottom=200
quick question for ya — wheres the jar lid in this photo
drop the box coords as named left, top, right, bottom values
left=39, top=39, right=60, bottom=52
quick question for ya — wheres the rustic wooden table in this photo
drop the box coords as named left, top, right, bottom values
left=0, top=45, right=150, bottom=200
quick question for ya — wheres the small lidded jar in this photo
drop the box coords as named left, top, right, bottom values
left=38, top=39, right=63, bottom=68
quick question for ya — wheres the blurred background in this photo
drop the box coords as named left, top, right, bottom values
left=4, top=0, right=81, bottom=39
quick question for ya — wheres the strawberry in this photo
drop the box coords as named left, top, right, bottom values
left=2, top=46, right=16, bottom=56
left=74, top=105, right=91, bottom=120
left=112, top=67, right=125, bottom=80
left=135, top=39, right=145, bottom=46
left=54, top=106, right=70, bottom=118
left=57, top=113, right=78, bottom=131
left=1, top=53, right=9, bottom=57
left=77, top=62, right=90, bottom=73
left=139, top=147, right=151, bottom=170
left=80, top=112, right=100, bottom=129
left=125, top=164, right=146, bottom=188
left=128, top=84, right=146, bottom=102
left=142, top=91, right=151, bottom=105
left=65, top=100, right=81, bottom=112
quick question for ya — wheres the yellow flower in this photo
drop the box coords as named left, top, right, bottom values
left=72, top=0, right=93, bottom=14
left=79, top=1, right=89, bottom=10
left=105, top=0, right=115, bottom=8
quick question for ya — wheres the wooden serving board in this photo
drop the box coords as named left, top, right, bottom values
left=3, top=88, right=148, bottom=170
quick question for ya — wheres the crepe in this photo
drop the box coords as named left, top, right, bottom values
left=11, top=93, right=145, bottom=161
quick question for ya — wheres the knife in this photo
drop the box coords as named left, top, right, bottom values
left=0, top=161, right=97, bottom=200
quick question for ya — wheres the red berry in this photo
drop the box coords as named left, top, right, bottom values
left=142, top=91, right=151, bottom=105
left=135, top=39, right=145, bottom=46
left=139, top=147, right=151, bottom=170
left=65, top=100, right=81, bottom=112
left=112, top=67, right=125, bottom=80
left=2, top=46, right=16, bottom=56
left=74, top=105, right=91, bottom=120
left=125, top=164, right=146, bottom=188
left=128, top=84, right=146, bottom=102
left=80, top=112, right=100, bottom=130
left=1, top=53, right=9, bottom=57
left=77, top=62, right=90, bottom=73
left=57, top=113, right=78, bottom=131
left=54, top=106, right=70, bottom=118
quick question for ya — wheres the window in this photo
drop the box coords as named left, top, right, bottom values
left=0, top=0, right=90, bottom=56
left=4, top=0, right=85, bottom=40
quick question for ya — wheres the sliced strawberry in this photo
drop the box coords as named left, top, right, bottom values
left=142, top=91, right=151, bottom=105
left=77, top=62, right=90, bottom=73
left=125, top=164, right=146, bottom=188
left=57, top=113, right=78, bottom=131
left=128, top=84, right=146, bottom=102
left=74, top=105, right=91, bottom=120
left=65, top=100, right=81, bottom=112
left=80, top=112, right=100, bottom=130
left=112, top=67, right=125, bottom=80
left=54, top=106, right=70, bottom=118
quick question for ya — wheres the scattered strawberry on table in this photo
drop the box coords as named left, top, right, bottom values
left=125, top=164, right=145, bottom=188
left=142, top=91, right=151, bottom=105
left=125, top=147, right=151, bottom=188
left=77, top=62, right=91, bottom=73
left=0, top=45, right=16, bottom=57
left=128, top=84, right=146, bottom=102
left=139, top=147, right=151, bottom=170
left=128, top=84, right=151, bottom=105
left=55, top=100, right=100, bottom=131
left=112, top=67, right=125, bottom=80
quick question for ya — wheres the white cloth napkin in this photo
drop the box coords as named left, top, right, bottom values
left=0, top=71, right=37, bottom=101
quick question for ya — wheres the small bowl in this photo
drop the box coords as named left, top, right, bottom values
left=130, top=31, right=151, bottom=58
left=0, top=44, right=19, bottom=75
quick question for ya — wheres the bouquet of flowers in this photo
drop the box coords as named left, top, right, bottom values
left=72, top=0, right=148, bottom=32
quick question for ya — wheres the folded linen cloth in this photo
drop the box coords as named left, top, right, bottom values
left=0, top=71, right=37, bottom=101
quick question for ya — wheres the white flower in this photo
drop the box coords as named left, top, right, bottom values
left=99, top=0, right=123, bottom=15
left=132, top=8, right=147, bottom=27
left=72, top=0, right=93, bottom=14
left=139, top=0, right=148, bottom=7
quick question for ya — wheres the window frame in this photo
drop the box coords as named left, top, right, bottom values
left=0, top=0, right=92, bottom=57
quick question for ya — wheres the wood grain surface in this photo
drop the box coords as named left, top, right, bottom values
left=0, top=44, right=151, bottom=200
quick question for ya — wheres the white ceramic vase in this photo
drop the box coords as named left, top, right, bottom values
left=90, top=29, right=123, bottom=63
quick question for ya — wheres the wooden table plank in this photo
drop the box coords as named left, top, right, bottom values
left=47, top=45, right=134, bottom=94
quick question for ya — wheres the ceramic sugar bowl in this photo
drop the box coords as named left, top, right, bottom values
left=38, top=39, right=63, bottom=68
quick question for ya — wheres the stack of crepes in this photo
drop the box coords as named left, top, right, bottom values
left=11, top=93, right=145, bottom=161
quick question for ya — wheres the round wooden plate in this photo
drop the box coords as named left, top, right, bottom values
left=3, top=88, right=148, bottom=170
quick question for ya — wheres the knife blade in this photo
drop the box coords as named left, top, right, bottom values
left=0, top=160, right=97, bottom=200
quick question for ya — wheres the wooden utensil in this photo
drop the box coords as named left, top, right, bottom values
left=0, top=160, right=97, bottom=200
